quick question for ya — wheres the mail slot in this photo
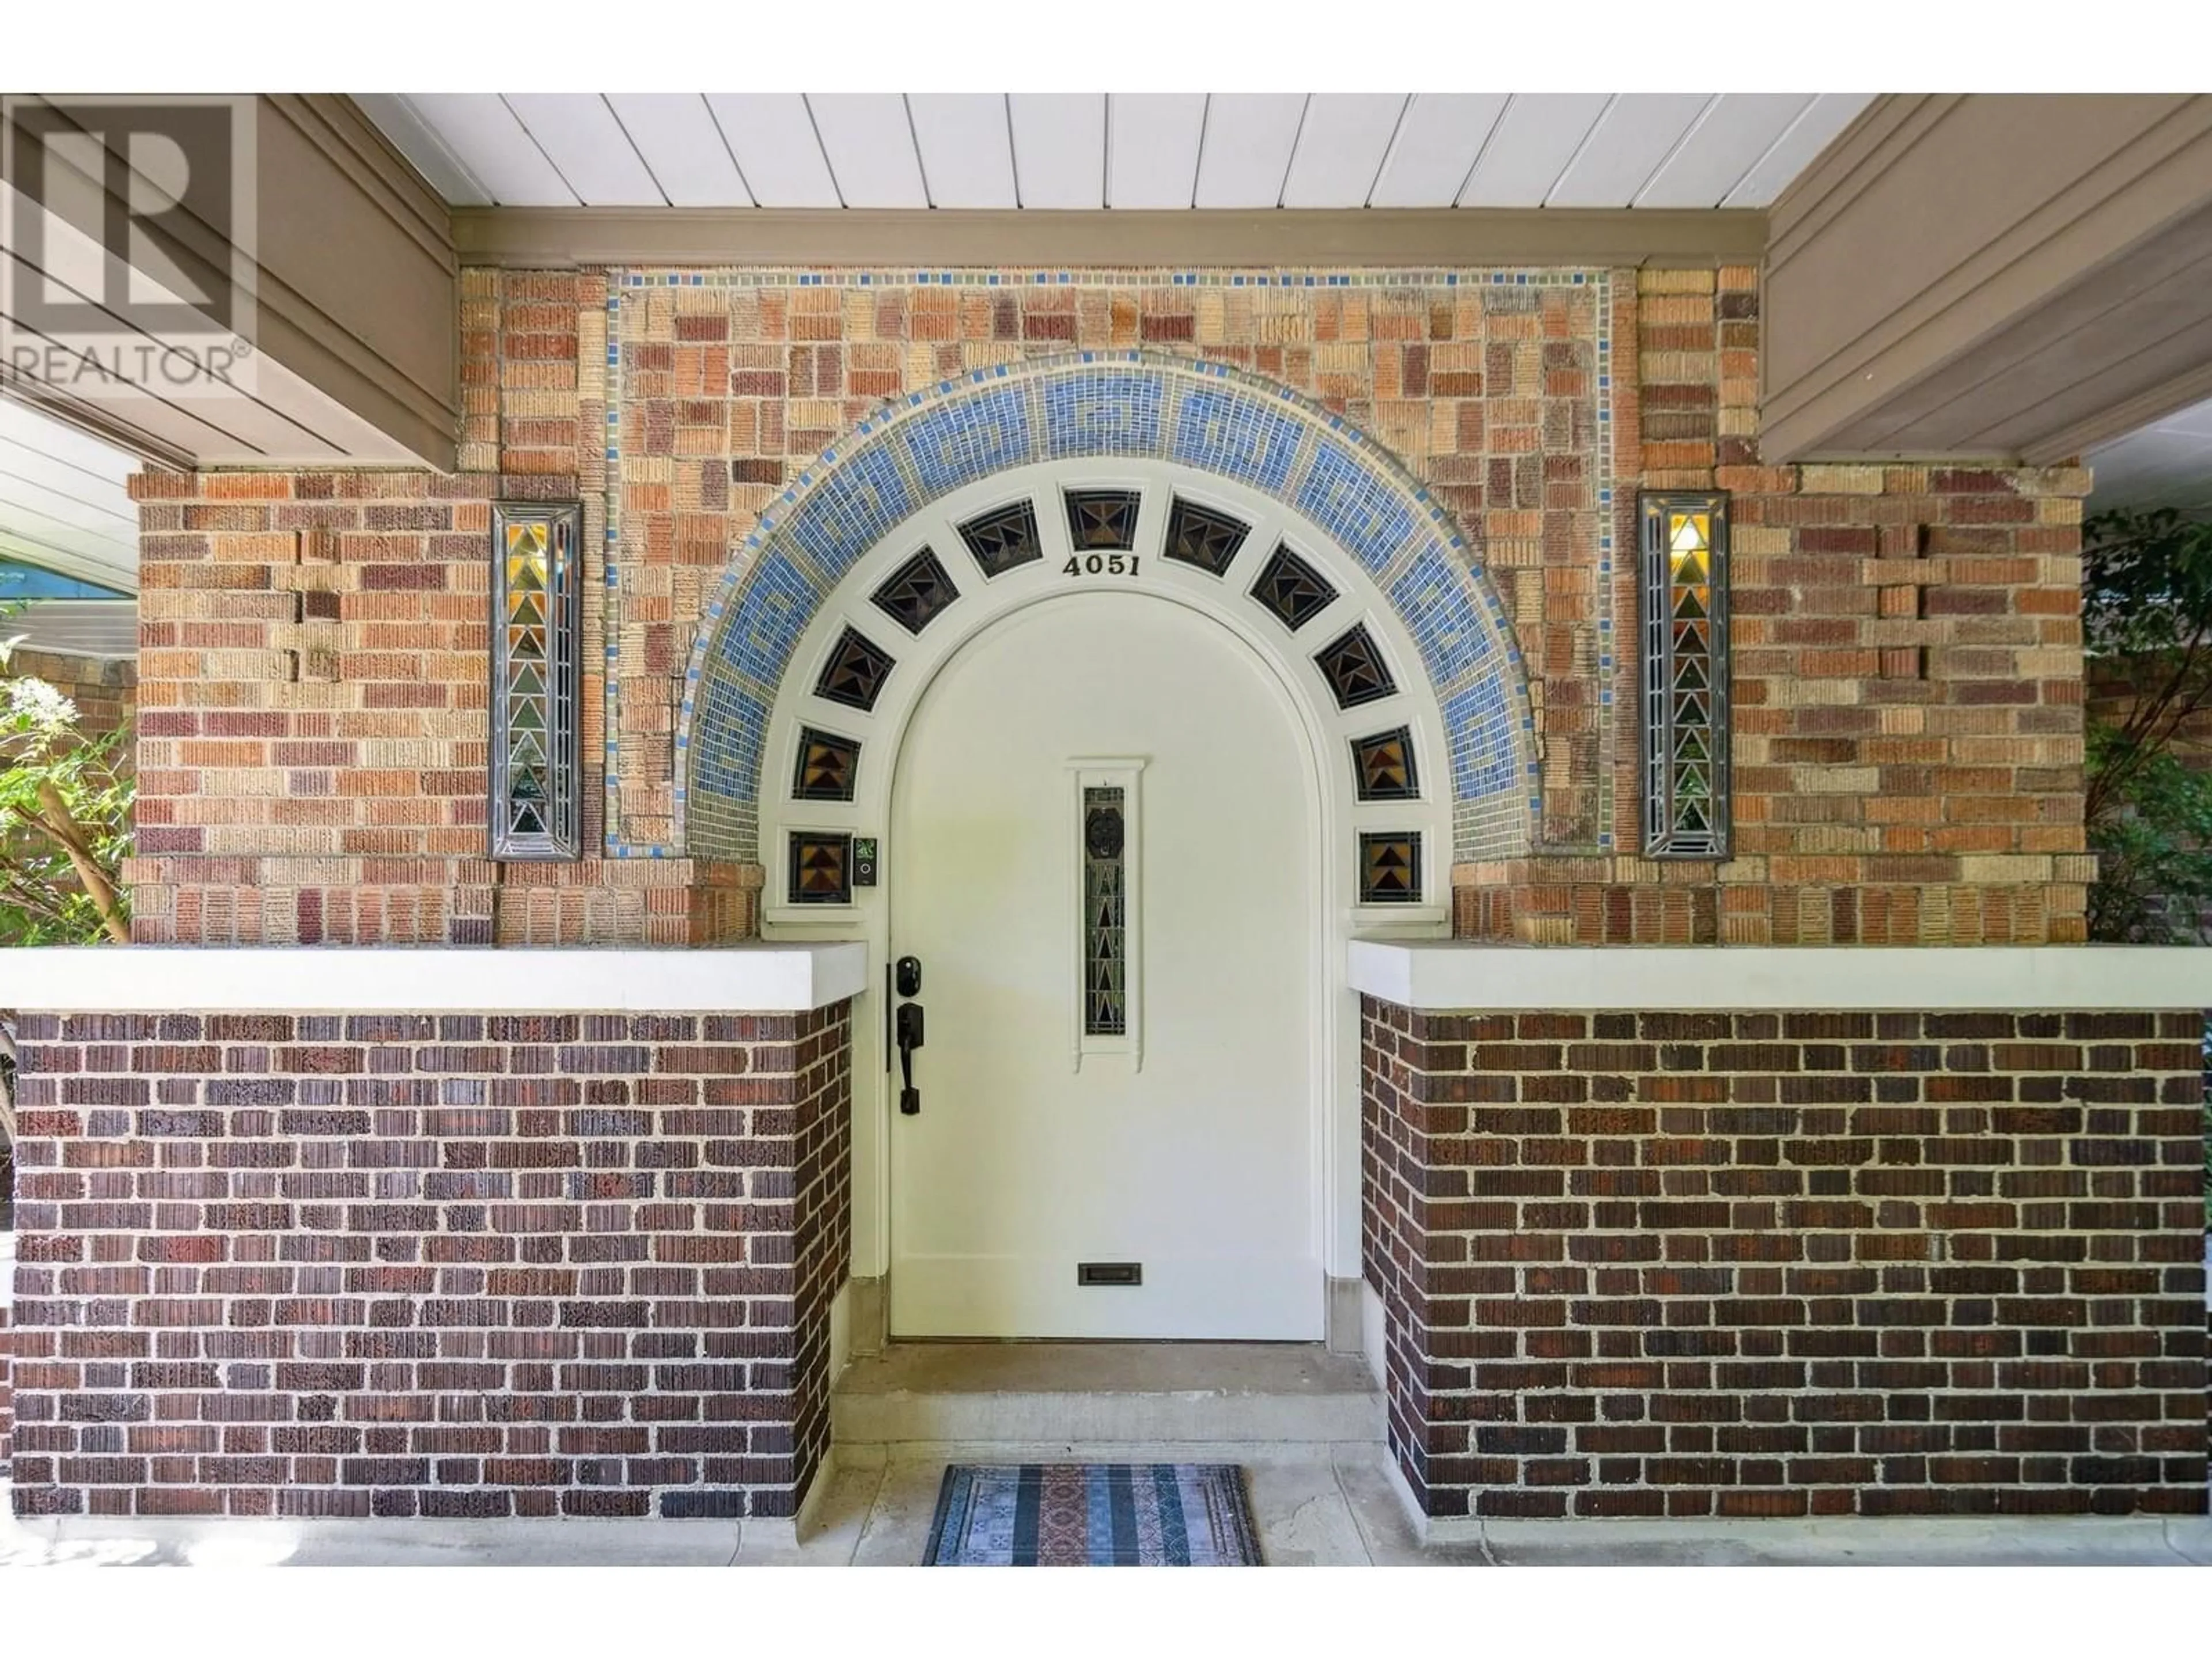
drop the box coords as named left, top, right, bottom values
left=1077, top=1262, right=1142, bottom=1287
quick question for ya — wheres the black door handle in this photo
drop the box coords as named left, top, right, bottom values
left=896, top=999, right=925, bottom=1115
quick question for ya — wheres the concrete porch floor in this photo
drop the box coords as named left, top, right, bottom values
left=6, top=1461, right=2211, bottom=1566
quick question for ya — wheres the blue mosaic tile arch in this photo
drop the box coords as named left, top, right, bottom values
left=680, top=352, right=1540, bottom=865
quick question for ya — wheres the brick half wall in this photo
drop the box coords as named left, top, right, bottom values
left=1360, top=997, right=2208, bottom=1520
left=7, top=1002, right=851, bottom=1520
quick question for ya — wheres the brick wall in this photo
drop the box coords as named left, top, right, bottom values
left=1360, top=997, right=2207, bottom=1520
left=131, top=262, right=2095, bottom=945
left=3, top=646, right=135, bottom=740
left=1457, top=267, right=2092, bottom=944
left=122, top=463, right=760, bottom=944
left=1, top=1236, right=13, bottom=1473
left=7, top=1001, right=851, bottom=1519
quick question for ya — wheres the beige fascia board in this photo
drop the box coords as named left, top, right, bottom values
left=274, top=94, right=456, bottom=268
left=450, top=206, right=1768, bottom=271
left=1763, top=96, right=2212, bottom=461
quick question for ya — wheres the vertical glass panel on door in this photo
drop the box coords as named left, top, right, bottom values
left=1070, top=759, right=1145, bottom=1070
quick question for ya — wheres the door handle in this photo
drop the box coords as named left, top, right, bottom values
left=896, top=999, right=926, bottom=1115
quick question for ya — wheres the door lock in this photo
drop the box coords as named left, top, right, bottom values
left=896, top=997, right=926, bottom=1116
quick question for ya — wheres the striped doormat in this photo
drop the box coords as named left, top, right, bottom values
left=921, top=1463, right=1263, bottom=1566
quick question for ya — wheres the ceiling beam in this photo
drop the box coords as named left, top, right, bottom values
left=449, top=206, right=1767, bottom=270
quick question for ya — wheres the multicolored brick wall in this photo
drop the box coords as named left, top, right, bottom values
left=1359, top=996, right=2208, bottom=1520
left=7, top=1001, right=851, bottom=1519
left=123, top=462, right=759, bottom=944
left=125, top=262, right=2093, bottom=942
left=1455, top=267, right=2092, bottom=944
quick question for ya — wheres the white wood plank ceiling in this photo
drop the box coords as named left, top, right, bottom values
left=0, top=399, right=140, bottom=594
left=359, top=93, right=1873, bottom=211
left=2088, top=394, right=2212, bottom=516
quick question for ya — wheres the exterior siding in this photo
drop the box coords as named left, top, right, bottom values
left=1361, top=996, right=2209, bottom=1519
left=7, top=1002, right=850, bottom=1519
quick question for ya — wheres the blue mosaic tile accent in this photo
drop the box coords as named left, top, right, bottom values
left=895, top=385, right=1035, bottom=495
left=781, top=442, right=915, bottom=584
left=673, top=348, right=1559, bottom=865
left=1171, top=384, right=1301, bottom=495
left=715, top=549, right=820, bottom=693
left=1390, top=541, right=1492, bottom=692
left=690, top=680, right=770, bottom=805
left=1044, top=370, right=1164, bottom=459
left=1444, top=671, right=1520, bottom=802
left=1296, top=439, right=1416, bottom=574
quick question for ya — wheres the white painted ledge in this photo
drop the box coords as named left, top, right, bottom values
left=0, top=945, right=870, bottom=1014
left=1348, top=942, right=2212, bottom=1012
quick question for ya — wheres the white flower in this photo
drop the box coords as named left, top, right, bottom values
left=8, top=676, right=77, bottom=727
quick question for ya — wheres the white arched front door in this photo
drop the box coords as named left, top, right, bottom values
left=889, top=590, right=1318, bottom=1339
left=749, top=457, right=1458, bottom=1345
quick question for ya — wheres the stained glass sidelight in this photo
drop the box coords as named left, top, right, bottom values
left=490, top=502, right=582, bottom=859
left=1082, top=786, right=1127, bottom=1036
left=1641, top=491, right=1730, bottom=858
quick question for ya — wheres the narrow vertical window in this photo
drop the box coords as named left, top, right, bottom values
left=1641, top=491, right=1729, bottom=858
left=1082, top=786, right=1127, bottom=1036
left=492, top=502, right=582, bottom=860
left=1070, top=759, right=1144, bottom=1069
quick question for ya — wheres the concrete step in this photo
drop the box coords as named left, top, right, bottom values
left=832, top=1342, right=1386, bottom=1447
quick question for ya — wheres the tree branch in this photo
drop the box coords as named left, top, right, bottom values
left=33, top=780, right=129, bottom=944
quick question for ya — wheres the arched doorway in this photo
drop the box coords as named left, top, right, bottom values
left=680, top=358, right=1535, bottom=1340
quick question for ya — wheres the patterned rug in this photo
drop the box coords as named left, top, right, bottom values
left=921, top=1463, right=1263, bottom=1566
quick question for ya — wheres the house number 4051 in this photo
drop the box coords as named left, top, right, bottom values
left=1063, top=553, right=1139, bottom=577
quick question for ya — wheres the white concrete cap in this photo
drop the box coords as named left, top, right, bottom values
left=0, top=944, right=870, bottom=1013
left=1347, top=941, right=2212, bottom=1012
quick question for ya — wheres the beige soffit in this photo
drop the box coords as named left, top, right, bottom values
left=449, top=206, right=1768, bottom=270
left=1, top=94, right=459, bottom=470
left=1762, top=93, right=2212, bottom=464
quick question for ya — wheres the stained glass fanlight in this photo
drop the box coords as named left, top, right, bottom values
left=491, top=502, right=583, bottom=859
left=1640, top=491, right=1729, bottom=858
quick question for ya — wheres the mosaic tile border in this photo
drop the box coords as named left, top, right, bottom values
left=623, top=268, right=1603, bottom=291
left=669, top=350, right=1545, bottom=865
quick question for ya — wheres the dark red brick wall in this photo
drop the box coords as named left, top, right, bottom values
left=8, top=1001, right=850, bottom=1520
left=1, top=1257, right=13, bottom=1473
left=1361, top=997, right=2209, bottom=1520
